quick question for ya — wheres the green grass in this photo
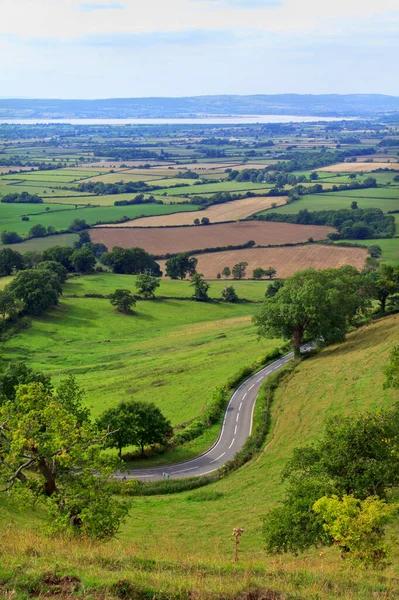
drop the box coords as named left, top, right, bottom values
left=363, top=238, right=399, bottom=264
left=2, top=233, right=79, bottom=252
left=63, top=273, right=270, bottom=302
left=154, top=181, right=274, bottom=196
left=1, top=296, right=277, bottom=424
left=3, top=315, right=399, bottom=599
left=0, top=203, right=199, bottom=237
left=260, top=193, right=399, bottom=215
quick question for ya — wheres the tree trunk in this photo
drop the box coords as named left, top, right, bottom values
left=118, top=445, right=122, bottom=458
left=292, top=325, right=304, bottom=359
left=140, top=441, right=145, bottom=456
left=38, top=458, right=57, bottom=497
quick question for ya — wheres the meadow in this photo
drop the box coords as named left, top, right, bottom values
left=1, top=295, right=278, bottom=425
left=2, top=315, right=399, bottom=599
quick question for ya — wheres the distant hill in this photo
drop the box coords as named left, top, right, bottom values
left=1, top=94, right=399, bottom=119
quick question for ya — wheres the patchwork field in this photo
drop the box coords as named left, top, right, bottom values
left=102, top=196, right=288, bottom=227
left=317, top=162, right=399, bottom=172
left=158, top=244, right=367, bottom=279
left=91, top=221, right=335, bottom=254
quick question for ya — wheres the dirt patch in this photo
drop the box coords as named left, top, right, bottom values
left=235, top=590, right=288, bottom=600
left=31, top=574, right=81, bottom=597
left=90, top=221, right=335, bottom=255
left=317, top=162, right=399, bottom=173
left=157, top=245, right=367, bottom=279
left=103, top=197, right=287, bottom=228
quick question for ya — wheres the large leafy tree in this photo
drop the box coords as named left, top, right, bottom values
left=109, top=289, right=136, bottom=313
left=190, top=273, right=210, bottom=302
left=0, top=379, right=130, bottom=539
left=165, top=253, right=197, bottom=280
left=368, top=264, right=399, bottom=313
left=0, top=248, right=23, bottom=276
left=98, top=400, right=173, bottom=456
left=7, top=269, right=62, bottom=315
left=135, top=274, right=160, bottom=298
left=101, top=246, right=161, bottom=276
left=262, top=407, right=399, bottom=555
left=70, top=246, right=96, bottom=274
left=253, top=267, right=369, bottom=357
left=42, top=246, right=74, bottom=271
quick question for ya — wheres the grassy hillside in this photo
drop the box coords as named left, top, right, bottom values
left=1, top=295, right=277, bottom=424
left=2, top=315, right=399, bottom=598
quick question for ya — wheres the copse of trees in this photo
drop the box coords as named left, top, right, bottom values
left=1, top=191, right=43, bottom=204
left=258, top=207, right=395, bottom=240
left=262, top=404, right=399, bottom=566
left=253, top=267, right=369, bottom=357
left=252, top=267, right=277, bottom=280
left=0, top=248, right=23, bottom=276
left=75, top=180, right=153, bottom=196
left=101, top=246, right=162, bottom=276
left=1, top=231, right=23, bottom=244
left=97, top=400, right=173, bottom=457
left=114, top=194, right=162, bottom=206
left=165, top=253, right=197, bottom=280
left=7, top=269, right=62, bottom=315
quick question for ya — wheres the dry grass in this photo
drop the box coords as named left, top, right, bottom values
left=158, top=245, right=367, bottom=279
left=90, top=221, right=335, bottom=255
left=317, top=162, right=399, bottom=172
left=105, top=197, right=287, bottom=228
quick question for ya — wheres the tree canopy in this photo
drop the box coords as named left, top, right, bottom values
left=253, top=267, right=368, bottom=357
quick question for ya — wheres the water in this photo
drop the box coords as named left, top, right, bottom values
left=0, top=115, right=350, bottom=125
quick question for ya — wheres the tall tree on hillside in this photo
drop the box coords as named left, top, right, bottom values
left=190, top=273, right=210, bottom=302
left=232, top=262, right=248, bottom=280
left=8, top=269, right=62, bottom=315
left=253, top=267, right=369, bottom=358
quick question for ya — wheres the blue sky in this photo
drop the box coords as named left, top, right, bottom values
left=1, top=0, right=398, bottom=98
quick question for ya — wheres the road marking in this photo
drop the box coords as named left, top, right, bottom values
left=212, top=452, right=226, bottom=463
left=234, top=425, right=237, bottom=435
left=172, top=466, right=199, bottom=474
left=257, top=377, right=264, bottom=382
left=243, top=393, right=247, bottom=399
left=236, top=414, right=239, bottom=422
left=130, top=474, right=155, bottom=478
left=249, top=384, right=255, bottom=390
left=239, top=402, right=242, bottom=411
left=228, top=439, right=235, bottom=449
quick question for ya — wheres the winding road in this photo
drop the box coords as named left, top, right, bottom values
left=117, top=345, right=312, bottom=482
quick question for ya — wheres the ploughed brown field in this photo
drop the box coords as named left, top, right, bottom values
left=158, top=245, right=367, bottom=279
left=317, top=162, right=399, bottom=173
left=90, top=221, right=336, bottom=255
left=100, top=196, right=287, bottom=228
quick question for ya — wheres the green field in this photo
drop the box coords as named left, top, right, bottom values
left=2, top=233, right=79, bottom=252
left=155, top=181, right=274, bottom=196
left=261, top=193, right=399, bottom=214
left=0, top=203, right=199, bottom=237
left=63, top=273, right=270, bottom=302
left=1, top=295, right=277, bottom=424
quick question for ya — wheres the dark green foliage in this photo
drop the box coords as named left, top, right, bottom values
left=232, top=262, right=248, bottom=280
left=135, top=274, right=160, bottom=298
left=265, top=280, right=284, bottom=298
left=368, top=264, right=399, bottom=312
left=42, top=245, right=75, bottom=271
left=37, top=260, right=68, bottom=283
left=222, top=286, right=238, bottom=303
left=70, top=246, right=96, bottom=273
left=258, top=208, right=395, bottom=240
left=0, top=361, right=52, bottom=404
left=98, top=400, right=173, bottom=456
left=1, top=192, right=42, bottom=204
left=1, top=231, right=23, bottom=244
left=0, top=248, right=23, bottom=276
left=101, top=246, right=161, bottom=276
left=28, top=224, right=47, bottom=238
left=109, top=289, right=137, bottom=313
left=368, top=244, right=382, bottom=258
left=254, top=267, right=369, bottom=357
left=190, top=273, right=210, bottom=301
left=0, top=288, right=19, bottom=323
left=8, top=269, right=62, bottom=315
left=263, top=406, right=399, bottom=554
left=68, top=218, right=89, bottom=232
left=165, top=253, right=197, bottom=280
left=73, top=230, right=91, bottom=248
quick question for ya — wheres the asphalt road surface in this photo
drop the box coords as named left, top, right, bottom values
left=117, top=346, right=312, bottom=482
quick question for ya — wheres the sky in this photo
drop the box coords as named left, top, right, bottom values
left=0, top=0, right=398, bottom=98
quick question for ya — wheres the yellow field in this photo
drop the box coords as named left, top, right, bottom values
left=158, top=244, right=367, bottom=279
left=317, top=162, right=399, bottom=172
left=103, top=196, right=287, bottom=227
